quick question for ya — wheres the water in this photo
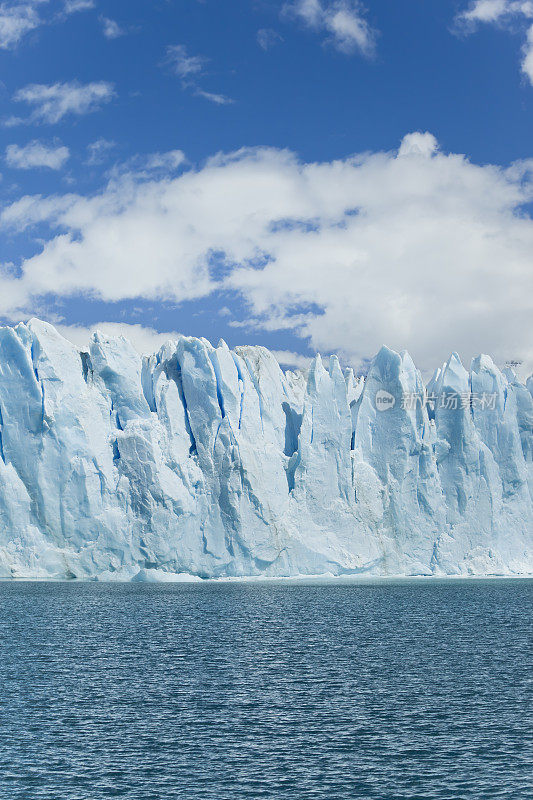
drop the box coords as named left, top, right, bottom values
left=0, top=579, right=531, bottom=800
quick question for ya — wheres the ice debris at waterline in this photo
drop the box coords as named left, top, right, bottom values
left=0, top=319, right=531, bottom=580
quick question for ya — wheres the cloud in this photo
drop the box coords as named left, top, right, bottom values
left=100, top=15, right=125, bottom=39
left=456, top=1, right=533, bottom=84
left=10, top=80, right=115, bottom=124
left=165, top=44, right=207, bottom=79
left=1, top=133, right=533, bottom=375
left=194, top=88, right=234, bottom=105
left=0, top=0, right=94, bottom=50
left=101, top=149, right=186, bottom=179
left=522, top=23, right=533, bottom=80
left=56, top=322, right=182, bottom=355
left=86, top=137, right=115, bottom=165
left=458, top=0, right=510, bottom=23
left=398, top=131, right=439, bottom=157
left=5, top=139, right=69, bottom=169
left=1, top=192, right=76, bottom=228
left=257, top=28, right=283, bottom=50
left=105, top=149, right=186, bottom=177
left=0, top=1, right=45, bottom=49
left=270, top=350, right=313, bottom=369
left=143, top=150, right=185, bottom=170
left=283, top=0, right=376, bottom=56
left=287, top=0, right=324, bottom=27
left=163, top=44, right=233, bottom=104
left=63, top=0, right=94, bottom=12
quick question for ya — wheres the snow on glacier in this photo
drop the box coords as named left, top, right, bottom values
left=0, top=318, right=531, bottom=580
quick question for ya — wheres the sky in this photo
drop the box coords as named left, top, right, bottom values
left=0, top=0, right=532, bottom=375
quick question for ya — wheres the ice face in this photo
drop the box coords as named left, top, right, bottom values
left=0, top=319, right=531, bottom=580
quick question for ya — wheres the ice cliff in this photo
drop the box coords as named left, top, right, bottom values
left=0, top=319, right=531, bottom=580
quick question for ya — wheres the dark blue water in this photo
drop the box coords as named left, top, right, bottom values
left=0, top=579, right=531, bottom=800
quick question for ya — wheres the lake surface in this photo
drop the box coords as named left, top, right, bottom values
left=0, top=579, right=531, bottom=799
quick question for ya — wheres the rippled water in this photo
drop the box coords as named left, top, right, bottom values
left=0, top=579, right=531, bottom=799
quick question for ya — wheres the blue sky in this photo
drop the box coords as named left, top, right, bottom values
left=0, top=0, right=532, bottom=374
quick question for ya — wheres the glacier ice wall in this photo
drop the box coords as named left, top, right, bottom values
left=0, top=319, right=531, bottom=580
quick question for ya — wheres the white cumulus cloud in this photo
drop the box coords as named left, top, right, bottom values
left=63, top=0, right=94, bottom=13
left=270, top=350, right=313, bottom=370
left=10, top=80, right=115, bottom=124
left=165, top=44, right=207, bottom=79
left=456, top=0, right=533, bottom=84
left=100, top=16, right=124, bottom=39
left=5, top=139, right=69, bottom=169
left=1, top=133, right=532, bottom=375
left=284, top=0, right=376, bottom=55
left=397, top=131, right=439, bottom=158
left=459, top=0, right=510, bottom=23
left=0, top=0, right=94, bottom=50
left=86, top=137, right=115, bottom=165
left=522, top=23, right=533, bottom=80
left=0, top=1, right=44, bottom=49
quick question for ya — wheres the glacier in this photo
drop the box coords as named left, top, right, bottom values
left=0, top=318, right=531, bottom=580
